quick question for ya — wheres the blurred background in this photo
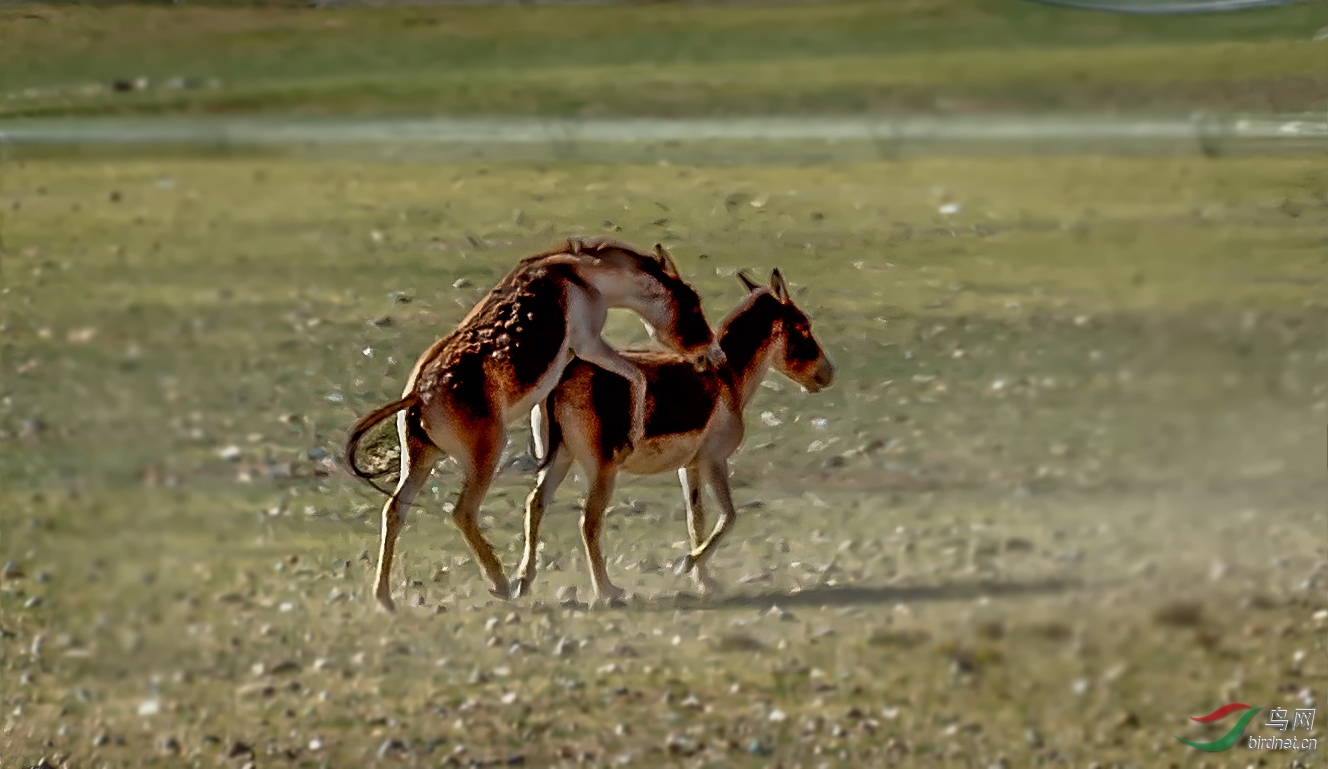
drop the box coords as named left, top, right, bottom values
left=2, top=2, right=1326, bottom=767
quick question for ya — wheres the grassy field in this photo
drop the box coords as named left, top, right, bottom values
left=1, top=147, right=1326, bottom=767
left=2, top=0, right=1327, bottom=118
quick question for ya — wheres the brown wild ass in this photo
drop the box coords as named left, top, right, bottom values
left=515, top=269, right=834, bottom=603
left=344, top=237, right=724, bottom=610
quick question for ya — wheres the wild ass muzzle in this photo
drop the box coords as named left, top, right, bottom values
left=515, top=269, right=834, bottom=603
left=344, top=237, right=724, bottom=611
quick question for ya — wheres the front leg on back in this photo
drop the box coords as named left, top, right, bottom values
left=571, top=333, right=648, bottom=450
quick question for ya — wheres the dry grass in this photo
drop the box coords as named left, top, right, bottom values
left=1, top=150, right=1326, bottom=766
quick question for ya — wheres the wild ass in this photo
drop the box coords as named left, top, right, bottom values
left=515, top=269, right=834, bottom=603
left=344, top=237, right=724, bottom=610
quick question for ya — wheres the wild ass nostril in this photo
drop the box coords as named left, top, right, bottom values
left=816, top=360, right=836, bottom=387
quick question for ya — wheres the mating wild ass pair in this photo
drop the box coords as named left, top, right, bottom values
left=345, top=237, right=724, bottom=611
left=515, top=269, right=834, bottom=603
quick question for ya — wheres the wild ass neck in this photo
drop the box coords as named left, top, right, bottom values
left=573, top=260, right=669, bottom=330
left=717, top=292, right=784, bottom=407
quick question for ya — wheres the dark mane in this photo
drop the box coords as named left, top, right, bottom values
left=717, top=290, right=782, bottom=374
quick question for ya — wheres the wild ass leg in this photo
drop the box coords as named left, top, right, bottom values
left=511, top=446, right=574, bottom=599
left=580, top=466, right=627, bottom=605
left=676, top=459, right=740, bottom=585
left=674, top=464, right=719, bottom=595
left=571, top=333, right=649, bottom=451
left=449, top=421, right=511, bottom=598
left=374, top=413, right=441, bottom=612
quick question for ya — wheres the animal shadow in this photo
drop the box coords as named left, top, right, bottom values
left=644, top=577, right=1077, bottom=612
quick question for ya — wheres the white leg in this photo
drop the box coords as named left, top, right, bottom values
left=374, top=413, right=441, bottom=612
left=674, top=464, right=718, bottom=594
left=677, top=459, right=739, bottom=586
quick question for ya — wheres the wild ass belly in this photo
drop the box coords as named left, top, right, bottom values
left=619, top=403, right=743, bottom=475
left=619, top=430, right=708, bottom=475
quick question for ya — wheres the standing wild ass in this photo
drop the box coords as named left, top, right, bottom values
left=344, top=237, right=725, bottom=610
left=515, top=269, right=834, bottom=603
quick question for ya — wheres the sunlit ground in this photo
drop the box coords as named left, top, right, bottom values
left=1, top=146, right=1325, bottom=767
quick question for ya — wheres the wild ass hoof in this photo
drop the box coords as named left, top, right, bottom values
left=598, top=587, right=628, bottom=608
left=375, top=592, right=397, bottom=613
left=673, top=553, right=698, bottom=577
left=509, top=577, right=530, bottom=600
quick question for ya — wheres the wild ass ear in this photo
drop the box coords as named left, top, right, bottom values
left=770, top=268, right=790, bottom=303
left=736, top=270, right=761, bottom=293
left=654, top=243, right=680, bottom=278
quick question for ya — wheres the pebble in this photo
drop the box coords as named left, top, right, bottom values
left=218, top=445, right=242, bottom=462
left=714, top=634, right=762, bottom=652
left=664, top=734, right=700, bottom=756
left=747, top=739, right=772, bottom=755
left=378, top=738, right=409, bottom=758
left=137, top=698, right=161, bottom=716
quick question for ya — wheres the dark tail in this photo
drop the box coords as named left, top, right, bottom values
left=342, top=393, right=419, bottom=497
left=529, top=398, right=562, bottom=472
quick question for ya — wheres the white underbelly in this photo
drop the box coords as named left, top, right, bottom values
left=620, top=432, right=706, bottom=475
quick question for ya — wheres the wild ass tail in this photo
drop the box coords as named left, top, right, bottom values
left=342, top=393, right=420, bottom=497
left=528, top=398, right=563, bottom=473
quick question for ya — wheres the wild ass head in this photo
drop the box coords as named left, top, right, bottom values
left=730, top=268, right=835, bottom=394
left=572, top=238, right=724, bottom=368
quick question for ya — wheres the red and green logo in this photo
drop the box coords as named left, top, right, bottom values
left=1175, top=703, right=1261, bottom=752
